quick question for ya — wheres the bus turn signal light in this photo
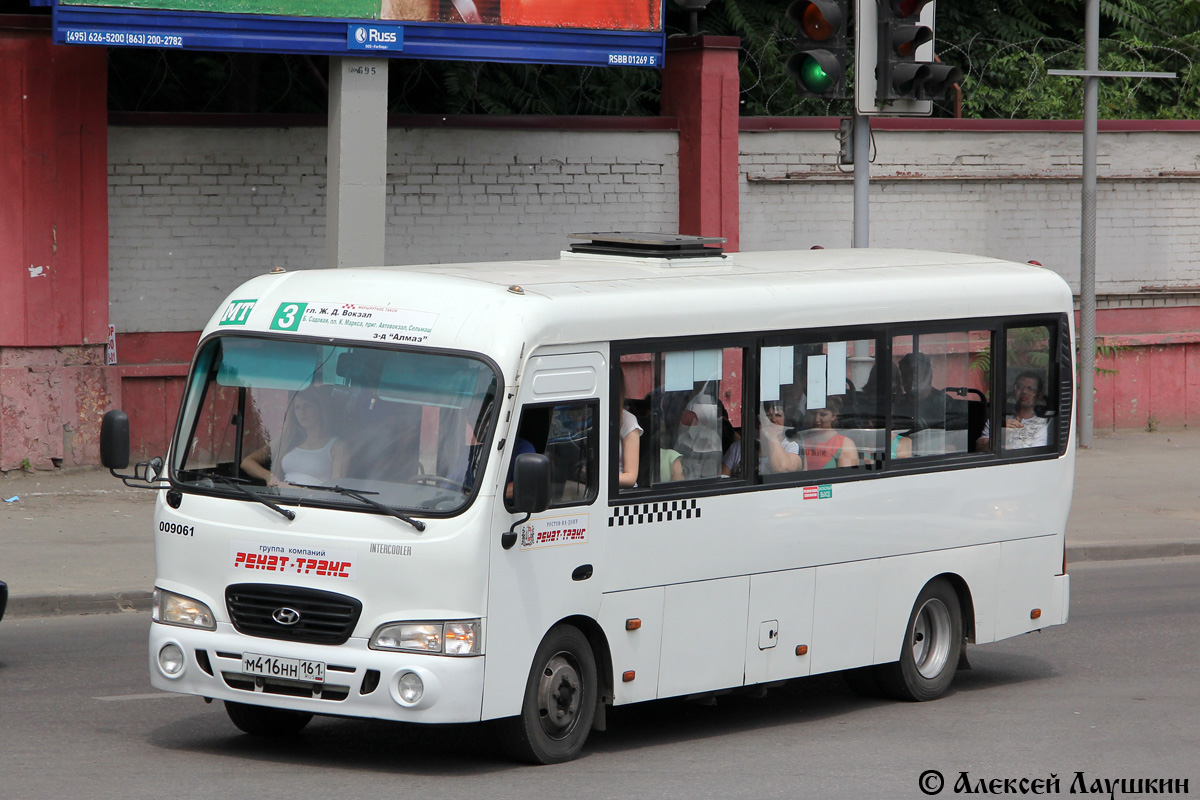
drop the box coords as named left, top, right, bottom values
left=622, top=671, right=636, bottom=682
left=796, top=645, right=809, bottom=656
left=625, top=618, right=641, bottom=630
left=1030, top=609, right=1042, bottom=620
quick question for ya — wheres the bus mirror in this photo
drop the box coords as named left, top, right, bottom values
left=511, top=453, right=551, bottom=514
left=145, top=456, right=164, bottom=483
left=100, top=410, right=131, bottom=470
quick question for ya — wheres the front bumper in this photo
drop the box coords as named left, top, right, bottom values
left=149, top=621, right=486, bottom=724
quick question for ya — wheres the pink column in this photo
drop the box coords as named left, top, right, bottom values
left=661, top=35, right=741, bottom=251
left=0, top=17, right=112, bottom=470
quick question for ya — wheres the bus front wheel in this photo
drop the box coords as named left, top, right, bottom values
left=875, top=578, right=962, bottom=702
left=499, top=624, right=598, bottom=764
left=224, top=700, right=313, bottom=736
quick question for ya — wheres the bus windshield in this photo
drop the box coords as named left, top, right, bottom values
left=171, top=336, right=499, bottom=516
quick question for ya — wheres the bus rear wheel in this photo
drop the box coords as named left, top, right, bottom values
left=875, top=578, right=962, bottom=702
left=499, top=624, right=598, bottom=764
left=224, top=700, right=313, bottom=736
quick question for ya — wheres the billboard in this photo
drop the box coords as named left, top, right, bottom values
left=52, top=0, right=666, bottom=67
left=60, top=0, right=662, bottom=30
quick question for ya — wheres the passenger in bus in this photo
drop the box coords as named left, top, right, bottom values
left=721, top=427, right=743, bottom=477
left=503, top=437, right=537, bottom=500
left=659, top=444, right=685, bottom=483
left=617, top=370, right=642, bottom=488
left=758, top=401, right=804, bottom=474
left=241, top=385, right=345, bottom=487
left=674, top=392, right=724, bottom=479
left=800, top=396, right=860, bottom=469
left=975, top=371, right=1049, bottom=450
left=896, top=352, right=943, bottom=422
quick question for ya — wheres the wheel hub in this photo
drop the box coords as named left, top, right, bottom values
left=912, top=597, right=953, bottom=679
left=537, top=654, right=582, bottom=737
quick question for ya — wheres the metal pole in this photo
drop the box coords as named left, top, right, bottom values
left=1079, top=0, right=1098, bottom=446
left=852, top=112, right=870, bottom=248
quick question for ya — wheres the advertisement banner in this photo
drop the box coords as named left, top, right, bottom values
left=59, top=0, right=663, bottom=32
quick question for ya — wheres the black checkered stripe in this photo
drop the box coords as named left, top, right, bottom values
left=609, top=499, right=702, bottom=527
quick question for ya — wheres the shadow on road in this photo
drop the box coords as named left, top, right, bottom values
left=145, top=647, right=1055, bottom=771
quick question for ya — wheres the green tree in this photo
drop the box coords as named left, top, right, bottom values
left=98, top=0, right=1200, bottom=119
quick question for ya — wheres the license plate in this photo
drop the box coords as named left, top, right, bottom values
left=242, top=652, right=325, bottom=683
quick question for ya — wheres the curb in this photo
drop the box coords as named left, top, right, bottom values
left=6, top=590, right=153, bottom=619
left=1066, top=542, right=1200, bottom=563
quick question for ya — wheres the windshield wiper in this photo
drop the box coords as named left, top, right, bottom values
left=289, top=483, right=426, bottom=532
left=177, top=469, right=295, bottom=521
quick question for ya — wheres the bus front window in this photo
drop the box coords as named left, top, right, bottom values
left=172, top=337, right=499, bottom=515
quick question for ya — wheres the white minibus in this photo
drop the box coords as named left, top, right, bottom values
left=102, top=234, right=1074, bottom=763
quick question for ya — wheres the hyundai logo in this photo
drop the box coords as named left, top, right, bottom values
left=272, top=607, right=302, bottom=626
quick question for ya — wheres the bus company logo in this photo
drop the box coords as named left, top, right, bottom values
left=354, top=26, right=367, bottom=44
left=519, top=516, right=588, bottom=549
left=218, top=299, right=256, bottom=326
left=803, top=485, right=833, bottom=501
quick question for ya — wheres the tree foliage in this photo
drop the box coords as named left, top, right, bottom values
left=96, top=0, right=1200, bottom=119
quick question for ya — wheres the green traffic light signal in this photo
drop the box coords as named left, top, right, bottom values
left=798, top=55, right=833, bottom=93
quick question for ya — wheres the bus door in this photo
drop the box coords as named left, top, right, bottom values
left=481, top=351, right=605, bottom=720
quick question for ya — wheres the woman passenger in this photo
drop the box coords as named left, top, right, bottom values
left=758, top=401, right=804, bottom=474
left=242, top=386, right=345, bottom=487
left=802, top=396, right=860, bottom=469
left=616, top=370, right=642, bottom=488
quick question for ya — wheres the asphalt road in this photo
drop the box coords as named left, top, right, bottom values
left=1, top=557, right=1197, bottom=800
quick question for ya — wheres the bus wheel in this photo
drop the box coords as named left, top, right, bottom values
left=224, top=700, right=313, bottom=736
left=500, top=624, right=598, bottom=764
left=876, top=578, right=962, bottom=702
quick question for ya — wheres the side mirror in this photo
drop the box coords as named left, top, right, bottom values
left=511, top=453, right=551, bottom=514
left=502, top=453, right=551, bottom=550
left=100, top=410, right=130, bottom=470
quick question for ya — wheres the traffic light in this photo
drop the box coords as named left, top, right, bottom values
left=785, top=0, right=849, bottom=100
left=875, top=0, right=961, bottom=102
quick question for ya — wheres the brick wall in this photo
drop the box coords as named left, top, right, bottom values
left=108, top=125, right=679, bottom=333
left=739, top=127, right=1200, bottom=293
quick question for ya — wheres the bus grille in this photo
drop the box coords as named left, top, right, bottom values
left=225, top=584, right=362, bottom=645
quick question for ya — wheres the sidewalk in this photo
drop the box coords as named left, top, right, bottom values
left=2, top=429, right=1198, bottom=618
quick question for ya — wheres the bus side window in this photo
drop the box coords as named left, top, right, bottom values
left=759, top=338, right=875, bottom=477
left=892, top=330, right=991, bottom=458
left=995, top=325, right=1056, bottom=453
left=507, top=402, right=598, bottom=509
left=619, top=348, right=744, bottom=492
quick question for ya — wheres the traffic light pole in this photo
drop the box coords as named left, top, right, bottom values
left=1079, top=0, right=1098, bottom=449
left=852, top=112, right=870, bottom=248
left=1048, top=0, right=1172, bottom=447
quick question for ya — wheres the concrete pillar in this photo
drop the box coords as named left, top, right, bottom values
left=0, top=17, right=113, bottom=470
left=661, top=36, right=741, bottom=251
left=326, top=57, right=389, bottom=268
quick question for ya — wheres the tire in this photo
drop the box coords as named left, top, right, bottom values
left=875, top=578, right=963, bottom=702
left=498, top=624, right=598, bottom=764
left=224, top=700, right=313, bottom=736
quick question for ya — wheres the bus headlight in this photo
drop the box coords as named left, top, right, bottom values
left=370, top=620, right=480, bottom=656
left=153, top=588, right=216, bottom=630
